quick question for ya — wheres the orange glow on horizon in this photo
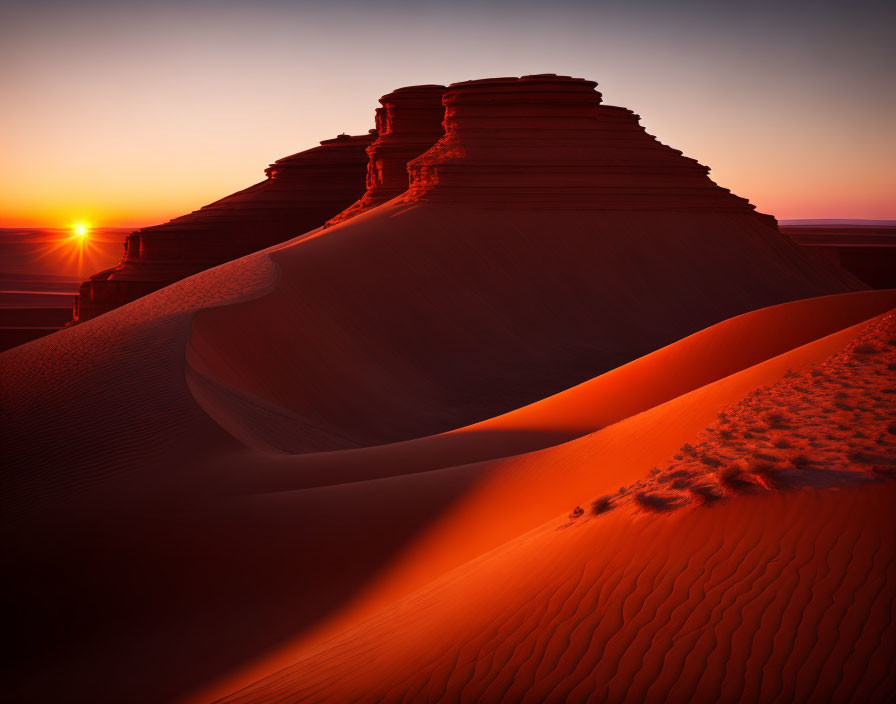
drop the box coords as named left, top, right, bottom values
left=31, top=221, right=116, bottom=278
left=1, top=5, right=893, bottom=226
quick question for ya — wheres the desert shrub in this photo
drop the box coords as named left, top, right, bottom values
left=699, top=454, right=722, bottom=467
left=766, top=412, right=790, bottom=429
left=634, top=491, right=688, bottom=513
left=719, top=464, right=756, bottom=493
left=853, top=342, right=881, bottom=355
left=569, top=506, right=584, bottom=519
left=748, top=458, right=779, bottom=475
left=689, top=483, right=723, bottom=503
left=591, top=496, right=613, bottom=515
left=681, top=443, right=697, bottom=457
left=772, top=437, right=793, bottom=449
left=849, top=451, right=896, bottom=466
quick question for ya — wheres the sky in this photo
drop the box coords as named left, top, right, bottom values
left=1, top=0, right=894, bottom=227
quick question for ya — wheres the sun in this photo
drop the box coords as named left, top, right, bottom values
left=33, top=221, right=104, bottom=277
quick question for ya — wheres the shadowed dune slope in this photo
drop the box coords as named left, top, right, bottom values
left=187, top=201, right=862, bottom=454
left=188, top=288, right=896, bottom=466
left=0, top=251, right=278, bottom=513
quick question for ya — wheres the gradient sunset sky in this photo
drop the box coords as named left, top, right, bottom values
left=1, top=0, right=893, bottom=227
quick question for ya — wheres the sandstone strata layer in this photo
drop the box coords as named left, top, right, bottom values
left=73, top=132, right=374, bottom=322
left=327, top=85, right=445, bottom=225
left=405, top=74, right=768, bottom=217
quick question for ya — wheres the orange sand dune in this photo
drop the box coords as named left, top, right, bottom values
left=187, top=287, right=896, bottom=491
left=199, top=309, right=896, bottom=704
left=218, top=485, right=896, bottom=704
left=2, top=273, right=894, bottom=702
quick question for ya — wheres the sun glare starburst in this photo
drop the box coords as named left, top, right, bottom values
left=34, top=220, right=104, bottom=277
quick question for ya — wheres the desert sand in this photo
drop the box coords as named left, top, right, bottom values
left=2, top=75, right=893, bottom=703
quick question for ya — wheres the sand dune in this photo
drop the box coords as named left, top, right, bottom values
left=216, top=485, right=896, bottom=704
left=4, top=279, right=891, bottom=703
left=197, top=308, right=896, bottom=704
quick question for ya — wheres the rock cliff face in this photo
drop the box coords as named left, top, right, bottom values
left=73, top=132, right=375, bottom=323
left=327, top=85, right=445, bottom=225
left=404, top=74, right=768, bottom=218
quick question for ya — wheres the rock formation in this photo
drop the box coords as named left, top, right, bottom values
left=167, top=75, right=862, bottom=455
left=326, top=85, right=445, bottom=225
left=72, top=132, right=375, bottom=323
left=404, top=74, right=774, bottom=217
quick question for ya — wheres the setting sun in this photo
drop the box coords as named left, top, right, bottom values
left=73, top=222, right=90, bottom=238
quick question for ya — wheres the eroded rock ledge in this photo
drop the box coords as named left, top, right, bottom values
left=73, top=132, right=375, bottom=323
left=327, top=85, right=445, bottom=225
left=404, top=74, right=766, bottom=216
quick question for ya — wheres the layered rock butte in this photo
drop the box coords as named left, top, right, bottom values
left=174, top=74, right=862, bottom=451
left=404, top=74, right=788, bottom=214
left=326, top=84, right=446, bottom=225
left=71, top=132, right=375, bottom=323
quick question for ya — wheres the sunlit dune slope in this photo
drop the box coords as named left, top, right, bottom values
left=205, top=311, right=896, bottom=704
left=218, top=484, right=896, bottom=704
